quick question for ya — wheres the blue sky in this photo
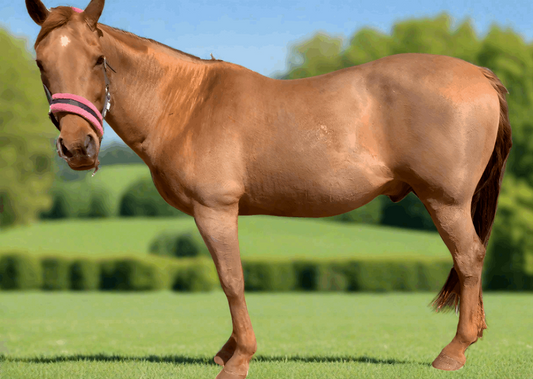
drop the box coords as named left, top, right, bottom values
left=2, top=0, right=533, bottom=145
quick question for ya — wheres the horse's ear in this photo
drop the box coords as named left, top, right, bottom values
left=26, top=0, right=50, bottom=26
left=84, top=0, right=105, bottom=30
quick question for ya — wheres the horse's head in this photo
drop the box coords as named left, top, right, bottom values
left=26, top=0, right=108, bottom=171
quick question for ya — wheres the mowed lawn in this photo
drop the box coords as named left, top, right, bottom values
left=0, top=292, right=531, bottom=378
left=0, top=216, right=448, bottom=259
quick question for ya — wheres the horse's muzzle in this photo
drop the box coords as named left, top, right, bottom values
left=56, top=133, right=99, bottom=171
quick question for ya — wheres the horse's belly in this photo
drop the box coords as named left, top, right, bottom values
left=239, top=163, right=391, bottom=217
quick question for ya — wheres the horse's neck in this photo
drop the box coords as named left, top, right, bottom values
left=99, top=25, right=212, bottom=163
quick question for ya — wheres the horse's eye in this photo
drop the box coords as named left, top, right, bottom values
left=95, top=56, right=105, bottom=66
left=36, top=60, right=44, bottom=71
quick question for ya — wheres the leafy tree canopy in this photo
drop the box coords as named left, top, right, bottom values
left=0, top=28, right=55, bottom=229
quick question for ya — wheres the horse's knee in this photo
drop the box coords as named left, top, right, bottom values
left=220, top=276, right=244, bottom=299
left=454, top=243, right=486, bottom=286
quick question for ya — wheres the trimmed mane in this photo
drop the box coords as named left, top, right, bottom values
left=102, top=25, right=216, bottom=63
left=34, top=6, right=221, bottom=63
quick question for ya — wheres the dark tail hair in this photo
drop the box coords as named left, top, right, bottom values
left=432, top=67, right=513, bottom=313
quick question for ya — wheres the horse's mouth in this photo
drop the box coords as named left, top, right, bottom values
left=67, top=158, right=100, bottom=171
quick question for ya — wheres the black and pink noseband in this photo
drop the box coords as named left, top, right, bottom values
left=43, top=57, right=114, bottom=140
left=42, top=7, right=114, bottom=139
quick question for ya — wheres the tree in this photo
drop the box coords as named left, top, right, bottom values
left=98, top=141, right=143, bottom=166
left=284, top=32, right=344, bottom=79
left=0, top=29, right=55, bottom=229
left=484, top=176, right=533, bottom=290
left=119, top=177, right=185, bottom=217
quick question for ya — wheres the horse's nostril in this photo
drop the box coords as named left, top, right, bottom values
left=85, top=134, right=92, bottom=149
left=58, top=138, right=73, bottom=158
left=85, top=134, right=96, bottom=157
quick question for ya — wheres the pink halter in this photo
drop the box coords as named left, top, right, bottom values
left=49, top=93, right=104, bottom=136
left=42, top=7, right=113, bottom=139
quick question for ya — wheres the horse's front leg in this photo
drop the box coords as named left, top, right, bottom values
left=194, top=203, right=256, bottom=379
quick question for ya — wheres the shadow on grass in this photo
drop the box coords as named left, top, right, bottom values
left=0, top=354, right=430, bottom=366
left=256, top=355, right=430, bottom=366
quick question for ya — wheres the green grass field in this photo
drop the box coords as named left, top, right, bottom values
left=0, top=216, right=448, bottom=259
left=0, top=292, right=531, bottom=378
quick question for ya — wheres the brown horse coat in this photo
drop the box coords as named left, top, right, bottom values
left=26, top=2, right=512, bottom=378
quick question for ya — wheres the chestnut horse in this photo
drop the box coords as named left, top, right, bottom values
left=26, top=1, right=512, bottom=377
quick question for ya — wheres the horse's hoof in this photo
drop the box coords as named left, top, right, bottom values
left=215, top=368, right=247, bottom=379
left=432, top=351, right=465, bottom=371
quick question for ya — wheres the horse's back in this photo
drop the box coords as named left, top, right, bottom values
left=160, top=54, right=501, bottom=217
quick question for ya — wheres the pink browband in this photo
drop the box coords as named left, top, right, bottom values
left=72, top=7, right=83, bottom=13
left=50, top=93, right=104, bottom=136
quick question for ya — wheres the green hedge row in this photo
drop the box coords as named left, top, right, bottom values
left=0, top=252, right=458, bottom=292
left=244, top=258, right=453, bottom=292
left=149, top=229, right=210, bottom=259
left=0, top=253, right=218, bottom=292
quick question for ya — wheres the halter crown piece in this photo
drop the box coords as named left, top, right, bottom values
left=42, top=7, right=114, bottom=140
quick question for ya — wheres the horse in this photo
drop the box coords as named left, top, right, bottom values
left=25, top=1, right=512, bottom=377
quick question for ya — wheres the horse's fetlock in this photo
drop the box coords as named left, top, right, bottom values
left=462, top=275, right=480, bottom=287
left=463, top=331, right=480, bottom=346
left=240, top=340, right=257, bottom=357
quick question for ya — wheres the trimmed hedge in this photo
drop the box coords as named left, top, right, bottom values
left=40, top=182, right=113, bottom=219
left=70, top=259, right=100, bottom=290
left=100, top=258, right=168, bottom=291
left=0, top=251, right=455, bottom=292
left=169, top=258, right=218, bottom=292
left=341, top=259, right=450, bottom=292
left=40, top=182, right=92, bottom=219
left=0, top=253, right=42, bottom=290
left=291, top=258, right=451, bottom=292
left=243, top=260, right=297, bottom=291
left=87, top=186, right=113, bottom=218
left=119, top=177, right=184, bottom=217
left=149, top=229, right=210, bottom=259
left=293, top=260, right=349, bottom=291
left=42, top=256, right=71, bottom=290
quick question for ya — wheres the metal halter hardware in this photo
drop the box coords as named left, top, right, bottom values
left=42, top=57, right=115, bottom=139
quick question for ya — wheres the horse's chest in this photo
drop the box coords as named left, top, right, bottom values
left=149, top=168, right=195, bottom=216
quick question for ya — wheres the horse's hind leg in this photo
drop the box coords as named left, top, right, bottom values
left=421, top=198, right=487, bottom=371
left=194, top=203, right=256, bottom=379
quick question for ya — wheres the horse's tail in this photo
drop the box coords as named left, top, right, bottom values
left=432, top=67, right=512, bottom=313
